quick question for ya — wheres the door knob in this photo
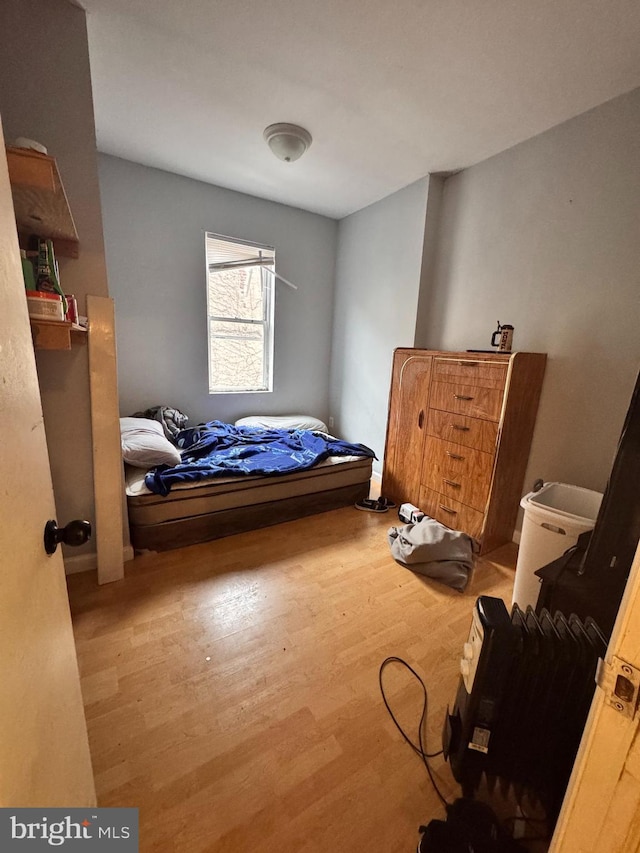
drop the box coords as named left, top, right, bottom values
left=44, top=519, right=92, bottom=555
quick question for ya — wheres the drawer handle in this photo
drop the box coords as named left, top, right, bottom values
left=418, top=409, right=424, bottom=429
left=443, top=478, right=461, bottom=489
left=452, top=424, right=470, bottom=432
left=458, top=361, right=478, bottom=366
left=439, top=504, right=458, bottom=515
left=446, top=452, right=465, bottom=460
left=454, top=394, right=474, bottom=401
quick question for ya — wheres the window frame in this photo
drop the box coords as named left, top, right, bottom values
left=205, top=232, right=275, bottom=395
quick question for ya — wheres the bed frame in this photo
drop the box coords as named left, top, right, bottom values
left=127, top=457, right=373, bottom=552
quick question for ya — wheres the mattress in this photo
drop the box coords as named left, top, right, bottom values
left=126, top=455, right=373, bottom=527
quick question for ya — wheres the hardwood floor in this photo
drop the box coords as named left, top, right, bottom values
left=67, top=507, right=522, bottom=852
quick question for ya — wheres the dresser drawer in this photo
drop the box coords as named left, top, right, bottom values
left=426, top=409, right=498, bottom=454
left=422, top=436, right=493, bottom=512
left=433, top=358, right=508, bottom=390
left=429, top=381, right=504, bottom=422
left=419, top=486, right=485, bottom=540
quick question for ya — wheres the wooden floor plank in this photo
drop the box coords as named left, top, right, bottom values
left=67, top=506, right=522, bottom=852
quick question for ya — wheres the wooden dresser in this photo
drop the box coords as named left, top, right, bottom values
left=381, top=349, right=547, bottom=554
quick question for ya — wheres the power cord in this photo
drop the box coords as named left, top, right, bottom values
left=379, top=656, right=549, bottom=847
left=378, top=656, right=450, bottom=808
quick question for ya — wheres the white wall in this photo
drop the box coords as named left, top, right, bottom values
left=0, top=0, right=112, bottom=560
left=419, top=87, right=640, bottom=494
left=98, top=154, right=338, bottom=426
left=330, top=178, right=430, bottom=473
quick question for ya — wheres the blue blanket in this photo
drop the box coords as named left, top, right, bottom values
left=144, top=421, right=376, bottom=496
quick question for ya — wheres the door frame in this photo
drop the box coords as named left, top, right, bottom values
left=551, top=538, right=640, bottom=851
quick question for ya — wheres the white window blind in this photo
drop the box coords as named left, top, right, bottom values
left=205, top=232, right=275, bottom=394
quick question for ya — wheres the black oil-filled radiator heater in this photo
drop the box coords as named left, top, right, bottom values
left=443, top=595, right=607, bottom=830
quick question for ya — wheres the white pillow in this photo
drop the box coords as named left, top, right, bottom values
left=120, top=417, right=181, bottom=468
left=234, top=414, right=329, bottom=432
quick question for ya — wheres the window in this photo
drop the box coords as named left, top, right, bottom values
left=205, top=232, right=275, bottom=393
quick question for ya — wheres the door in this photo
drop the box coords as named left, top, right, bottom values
left=551, top=537, right=640, bottom=851
left=381, top=350, right=433, bottom=506
left=0, top=121, right=96, bottom=805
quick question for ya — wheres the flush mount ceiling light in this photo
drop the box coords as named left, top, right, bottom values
left=263, top=123, right=312, bottom=163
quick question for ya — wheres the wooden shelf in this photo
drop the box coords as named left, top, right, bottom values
left=30, top=318, right=87, bottom=351
left=7, top=147, right=79, bottom=258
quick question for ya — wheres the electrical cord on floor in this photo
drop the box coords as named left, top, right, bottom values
left=379, top=657, right=550, bottom=846
left=378, top=656, right=450, bottom=808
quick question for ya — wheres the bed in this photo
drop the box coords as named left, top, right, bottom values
left=122, top=415, right=374, bottom=552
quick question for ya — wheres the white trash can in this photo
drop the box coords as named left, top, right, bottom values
left=512, top=482, right=603, bottom=611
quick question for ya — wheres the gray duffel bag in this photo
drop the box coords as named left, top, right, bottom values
left=387, top=516, right=476, bottom=592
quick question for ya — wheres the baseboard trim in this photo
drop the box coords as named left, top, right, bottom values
left=64, top=552, right=96, bottom=575
left=64, top=545, right=135, bottom=576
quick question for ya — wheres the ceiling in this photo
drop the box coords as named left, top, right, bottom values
left=81, top=0, right=640, bottom=219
